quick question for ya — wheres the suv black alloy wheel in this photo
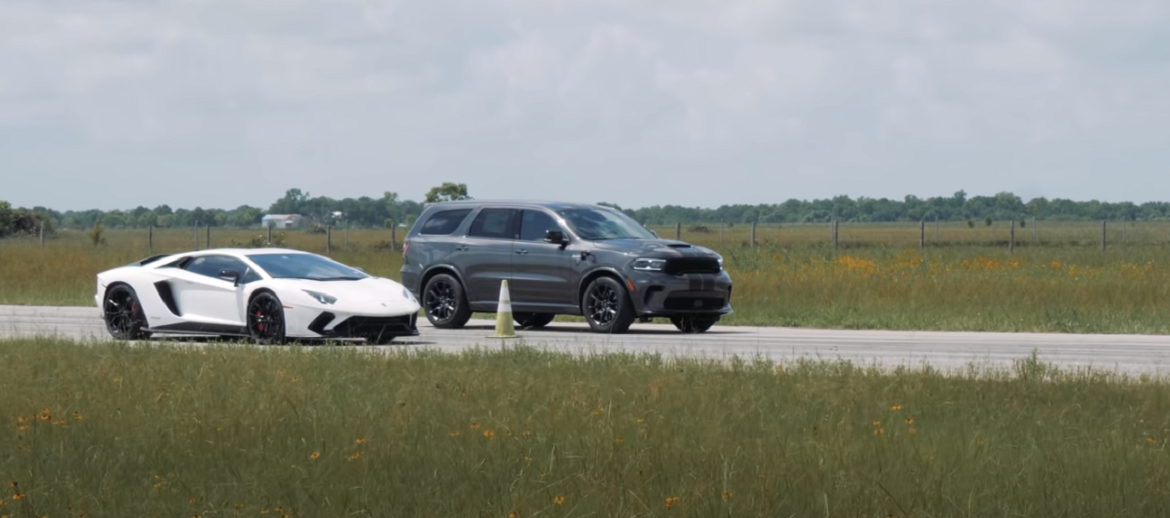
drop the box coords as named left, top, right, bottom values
left=423, top=273, right=473, bottom=329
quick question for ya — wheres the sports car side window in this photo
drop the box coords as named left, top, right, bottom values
left=184, top=255, right=253, bottom=282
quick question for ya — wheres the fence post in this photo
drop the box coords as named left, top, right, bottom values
left=344, top=221, right=350, bottom=248
left=1032, top=218, right=1037, bottom=245
left=750, top=220, right=757, bottom=248
left=148, top=225, right=154, bottom=253
left=39, top=221, right=44, bottom=248
left=675, top=222, right=681, bottom=241
left=919, top=220, right=925, bottom=250
left=390, top=221, right=397, bottom=252
left=206, top=225, right=211, bottom=249
left=1010, top=220, right=1015, bottom=255
left=326, top=226, right=332, bottom=253
left=267, top=224, right=272, bottom=245
left=719, top=220, right=724, bottom=246
left=1101, top=220, right=1107, bottom=251
left=832, top=219, right=839, bottom=250
left=194, top=224, right=199, bottom=250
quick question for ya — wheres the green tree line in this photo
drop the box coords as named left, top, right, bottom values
left=4, top=187, right=1170, bottom=239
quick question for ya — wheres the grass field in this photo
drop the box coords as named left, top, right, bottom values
left=2, top=222, right=1169, bottom=334
left=2, top=337, right=1169, bottom=517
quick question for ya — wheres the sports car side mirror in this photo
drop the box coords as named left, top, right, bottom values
left=219, top=270, right=241, bottom=287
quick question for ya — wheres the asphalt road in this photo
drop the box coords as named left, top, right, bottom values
left=3, top=304, right=1169, bottom=377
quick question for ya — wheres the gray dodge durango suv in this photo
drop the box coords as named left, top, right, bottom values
left=400, top=200, right=733, bottom=333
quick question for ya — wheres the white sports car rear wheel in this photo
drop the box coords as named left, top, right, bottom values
left=102, top=284, right=152, bottom=340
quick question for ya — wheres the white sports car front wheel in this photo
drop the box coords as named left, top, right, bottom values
left=247, top=292, right=286, bottom=345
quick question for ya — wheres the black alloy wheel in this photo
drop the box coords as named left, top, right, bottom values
left=102, top=285, right=151, bottom=340
left=581, top=277, right=635, bottom=334
left=670, top=315, right=719, bottom=333
left=247, top=292, right=287, bottom=345
left=423, top=273, right=472, bottom=329
left=514, top=312, right=555, bottom=329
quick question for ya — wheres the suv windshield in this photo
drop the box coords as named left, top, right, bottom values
left=247, top=252, right=369, bottom=281
left=556, top=208, right=657, bottom=241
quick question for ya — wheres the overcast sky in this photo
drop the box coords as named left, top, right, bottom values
left=2, top=0, right=1168, bottom=211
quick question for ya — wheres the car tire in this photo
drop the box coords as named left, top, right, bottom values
left=581, top=276, right=635, bottom=334
left=422, top=273, right=473, bottom=329
left=670, top=315, right=719, bottom=333
left=102, top=284, right=152, bottom=340
left=514, top=312, right=555, bottom=329
left=247, top=291, right=287, bottom=345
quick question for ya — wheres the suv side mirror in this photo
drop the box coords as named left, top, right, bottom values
left=219, top=270, right=241, bottom=287
left=544, top=230, right=568, bottom=247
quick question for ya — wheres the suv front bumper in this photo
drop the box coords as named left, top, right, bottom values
left=627, top=271, right=733, bottom=317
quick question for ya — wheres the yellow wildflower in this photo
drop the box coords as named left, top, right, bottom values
left=552, top=496, right=564, bottom=506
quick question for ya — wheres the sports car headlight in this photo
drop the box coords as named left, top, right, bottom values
left=632, top=258, right=667, bottom=271
left=303, top=290, right=337, bottom=305
left=402, top=287, right=417, bottom=303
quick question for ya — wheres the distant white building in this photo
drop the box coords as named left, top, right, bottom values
left=261, top=214, right=305, bottom=229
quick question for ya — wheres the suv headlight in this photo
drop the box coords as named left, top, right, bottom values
left=632, top=258, right=667, bottom=271
left=716, top=254, right=724, bottom=269
left=303, top=290, right=337, bottom=305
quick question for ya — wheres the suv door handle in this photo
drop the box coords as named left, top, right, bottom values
left=514, top=249, right=528, bottom=255
left=455, top=245, right=469, bottom=252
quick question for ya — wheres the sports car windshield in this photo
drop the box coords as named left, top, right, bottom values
left=555, top=208, right=657, bottom=240
left=247, top=253, right=369, bottom=281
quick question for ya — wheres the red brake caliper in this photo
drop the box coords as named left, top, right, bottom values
left=256, top=310, right=264, bottom=331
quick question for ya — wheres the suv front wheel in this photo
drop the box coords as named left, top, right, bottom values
left=423, top=273, right=473, bottom=329
left=581, top=277, right=635, bottom=334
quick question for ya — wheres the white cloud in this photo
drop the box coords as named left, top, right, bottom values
left=1, top=0, right=1168, bottom=210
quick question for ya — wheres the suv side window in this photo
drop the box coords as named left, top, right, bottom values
left=419, top=209, right=472, bottom=235
left=468, top=208, right=518, bottom=240
left=519, top=210, right=563, bottom=242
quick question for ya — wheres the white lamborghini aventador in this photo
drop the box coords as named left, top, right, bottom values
left=95, top=248, right=421, bottom=344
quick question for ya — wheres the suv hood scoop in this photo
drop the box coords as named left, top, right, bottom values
left=590, top=239, right=716, bottom=257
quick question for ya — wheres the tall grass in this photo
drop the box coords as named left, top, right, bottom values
left=2, top=225, right=1169, bottom=333
left=2, top=338, right=1169, bottom=516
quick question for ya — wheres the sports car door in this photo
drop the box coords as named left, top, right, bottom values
left=167, top=254, right=248, bottom=328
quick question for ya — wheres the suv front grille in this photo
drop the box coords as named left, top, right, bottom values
left=663, top=257, right=721, bottom=275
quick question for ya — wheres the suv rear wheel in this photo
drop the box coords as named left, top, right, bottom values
left=581, top=277, right=635, bottom=334
left=423, top=273, right=473, bottom=329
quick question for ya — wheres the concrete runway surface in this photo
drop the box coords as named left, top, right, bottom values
left=3, top=304, right=1169, bottom=377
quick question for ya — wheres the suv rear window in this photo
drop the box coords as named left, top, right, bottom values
left=418, top=209, right=472, bottom=235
